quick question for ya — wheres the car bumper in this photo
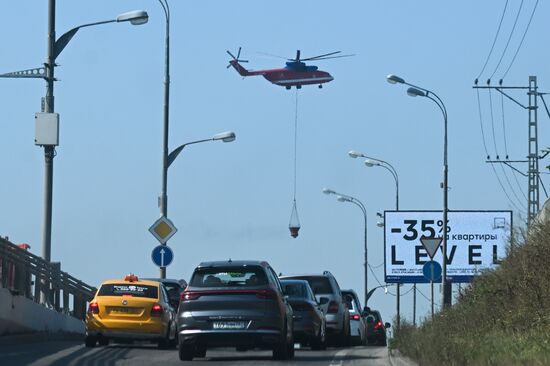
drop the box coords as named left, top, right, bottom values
left=179, top=329, right=282, bottom=348
left=86, top=316, right=166, bottom=339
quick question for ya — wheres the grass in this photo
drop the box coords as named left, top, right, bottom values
left=391, top=221, right=550, bottom=366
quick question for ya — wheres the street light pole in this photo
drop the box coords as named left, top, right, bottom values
left=348, top=151, right=403, bottom=328
left=158, top=0, right=171, bottom=280
left=387, top=74, right=451, bottom=309
left=323, top=189, right=368, bottom=306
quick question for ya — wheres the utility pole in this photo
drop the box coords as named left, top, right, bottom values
left=474, top=76, right=545, bottom=226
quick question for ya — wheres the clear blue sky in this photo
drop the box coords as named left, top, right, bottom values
left=1, top=1, right=549, bottom=325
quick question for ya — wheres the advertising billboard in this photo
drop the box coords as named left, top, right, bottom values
left=384, top=210, right=512, bottom=283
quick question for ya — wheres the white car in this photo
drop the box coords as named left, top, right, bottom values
left=342, top=289, right=366, bottom=346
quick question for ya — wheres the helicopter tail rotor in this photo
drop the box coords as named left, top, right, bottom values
left=226, top=47, right=249, bottom=68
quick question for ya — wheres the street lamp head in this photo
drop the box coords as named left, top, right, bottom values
left=322, top=188, right=336, bottom=195
left=364, top=159, right=379, bottom=167
left=377, top=221, right=385, bottom=227
left=116, top=10, right=149, bottom=25
left=336, top=195, right=351, bottom=203
left=387, top=74, right=405, bottom=84
left=213, top=131, right=236, bottom=143
left=348, top=150, right=363, bottom=159
left=407, top=87, right=426, bottom=97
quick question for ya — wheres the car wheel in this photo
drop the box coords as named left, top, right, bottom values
left=178, top=343, right=194, bottom=361
left=194, top=347, right=207, bottom=358
left=98, top=337, right=109, bottom=346
left=273, top=323, right=292, bottom=360
left=85, top=336, right=97, bottom=348
left=311, top=324, right=327, bottom=350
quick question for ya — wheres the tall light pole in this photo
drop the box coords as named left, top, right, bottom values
left=157, top=0, right=171, bottom=280
left=386, top=74, right=451, bottom=309
left=1, top=2, right=148, bottom=265
left=323, top=188, right=369, bottom=306
left=160, top=131, right=236, bottom=277
left=348, top=151, right=405, bottom=328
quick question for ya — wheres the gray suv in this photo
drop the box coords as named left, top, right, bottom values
left=177, top=260, right=294, bottom=361
left=280, top=271, right=350, bottom=346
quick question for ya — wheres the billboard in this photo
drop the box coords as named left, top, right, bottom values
left=384, top=210, right=512, bottom=283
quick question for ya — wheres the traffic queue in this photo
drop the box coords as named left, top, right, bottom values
left=85, top=260, right=390, bottom=361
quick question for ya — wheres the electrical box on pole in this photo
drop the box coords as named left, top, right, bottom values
left=34, top=112, right=59, bottom=146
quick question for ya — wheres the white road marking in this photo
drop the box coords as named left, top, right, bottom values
left=329, top=348, right=349, bottom=366
left=27, top=344, right=100, bottom=366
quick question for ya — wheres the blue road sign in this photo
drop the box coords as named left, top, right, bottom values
left=422, top=260, right=442, bottom=282
left=151, top=245, right=174, bottom=267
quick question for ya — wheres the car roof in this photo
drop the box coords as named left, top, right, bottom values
left=142, top=278, right=184, bottom=284
left=279, top=273, right=331, bottom=279
left=342, top=289, right=358, bottom=297
left=279, top=279, right=310, bottom=285
left=196, top=260, right=269, bottom=268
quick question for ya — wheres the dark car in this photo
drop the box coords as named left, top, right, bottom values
left=280, top=279, right=327, bottom=349
left=177, top=260, right=294, bottom=361
left=143, top=278, right=187, bottom=308
left=363, top=308, right=391, bottom=346
left=280, top=271, right=350, bottom=346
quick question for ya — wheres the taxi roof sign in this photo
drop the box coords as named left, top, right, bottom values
left=149, top=216, right=177, bottom=244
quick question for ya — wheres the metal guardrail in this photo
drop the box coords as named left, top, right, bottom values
left=0, top=237, right=96, bottom=320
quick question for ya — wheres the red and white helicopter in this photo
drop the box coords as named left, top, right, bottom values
left=227, top=48, right=353, bottom=89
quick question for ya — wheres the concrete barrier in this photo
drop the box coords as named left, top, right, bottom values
left=0, top=288, right=84, bottom=335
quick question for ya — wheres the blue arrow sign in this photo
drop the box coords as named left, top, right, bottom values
left=422, top=260, right=442, bottom=282
left=151, top=245, right=174, bottom=267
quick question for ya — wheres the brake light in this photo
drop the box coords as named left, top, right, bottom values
left=151, top=304, right=163, bottom=316
left=328, top=301, right=339, bottom=313
left=255, top=289, right=276, bottom=299
left=88, top=302, right=99, bottom=315
left=181, top=291, right=202, bottom=301
left=350, top=314, right=361, bottom=321
left=374, top=321, right=383, bottom=329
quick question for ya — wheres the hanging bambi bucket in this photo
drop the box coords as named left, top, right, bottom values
left=289, top=200, right=301, bottom=238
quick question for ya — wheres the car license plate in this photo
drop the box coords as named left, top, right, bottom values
left=109, top=307, right=138, bottom=314
left=212, top=321, right=247, bottom=330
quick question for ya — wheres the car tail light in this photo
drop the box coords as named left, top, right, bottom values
left=88, top=302, right=99, bottom=315
left=328, top=301, right=339, bottom=313
left=374, top=320, right=383, bottom=329
left=151, top=304, right=163, bottom=316
left=255, top=289, right=276, bottom=299
left=350, top=314, right=361, bottom=321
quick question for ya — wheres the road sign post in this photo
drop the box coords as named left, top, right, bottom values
left=151, top=245, right=174, bottom=268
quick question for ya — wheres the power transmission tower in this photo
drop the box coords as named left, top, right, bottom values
left=473, top=76, right=547, bottom=226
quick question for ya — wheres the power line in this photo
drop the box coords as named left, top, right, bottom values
left=476, top=0, right=509, bottom=81
left=501, top=0, right=540, bottom=80
left=476, top=89, right=491, bottom=159
left=489, top=0, right=524, bottom=81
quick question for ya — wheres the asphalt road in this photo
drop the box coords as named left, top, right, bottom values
left=1, top=341, right=394, bottom=366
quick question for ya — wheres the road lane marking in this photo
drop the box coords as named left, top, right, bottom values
left=27, top=344, right=100, bottom=366
left=329, top=349, right=349, bottom=366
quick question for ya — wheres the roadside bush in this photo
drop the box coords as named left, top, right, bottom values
left=393, top=221, right=550, bottom=365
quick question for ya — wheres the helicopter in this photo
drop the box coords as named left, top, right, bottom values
left=227, top=48, right=353, bottom=89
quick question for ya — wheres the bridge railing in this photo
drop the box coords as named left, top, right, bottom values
left=0, top=237, right=96, bottom=320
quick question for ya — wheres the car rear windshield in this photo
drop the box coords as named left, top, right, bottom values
left=343, top=293, right=357, bottom=311
left=98, top=283, right=158, bottom=298
left=190, top=267, right=268, bottom=288
left=294, top=276, right=332, bottom=295
left=281, top=282, right=307, bottom=298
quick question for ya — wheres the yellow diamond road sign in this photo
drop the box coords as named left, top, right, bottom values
left=149, top=216, right=177, bottom=244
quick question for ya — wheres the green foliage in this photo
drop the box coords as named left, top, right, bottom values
left=393, top=221, right=550, bottom=365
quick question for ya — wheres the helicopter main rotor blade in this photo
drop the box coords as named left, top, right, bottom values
left=305, top=54, right=356, bottom=61
left=301, top=51, right=342, bottom=61
left=257, top=51, right=288, bottom=60
left=227, top=50, right=237, bottom=59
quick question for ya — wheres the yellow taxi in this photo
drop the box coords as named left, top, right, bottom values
left=85, top=275, right=177, bottom=348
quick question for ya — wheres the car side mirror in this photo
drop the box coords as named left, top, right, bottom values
left=385, top=322, right=391, bottom=329
left=318, top=297, right=329, bottom=305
